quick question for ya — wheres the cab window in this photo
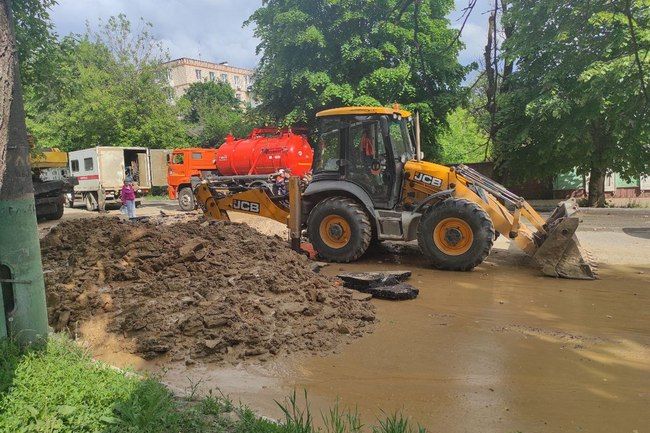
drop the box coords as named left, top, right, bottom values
left=389, top=120, right=411, bottom=158
left=315, top=120, right=343, bottom=172
left=192, top=152, right=202, bottom=160
left=172, top=153, right=184, bottom=164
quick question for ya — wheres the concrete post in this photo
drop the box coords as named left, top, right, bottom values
left=0, top=0, right=49, bottom=344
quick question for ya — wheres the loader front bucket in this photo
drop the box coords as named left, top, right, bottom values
left=533, top=199, right=597, bottom=280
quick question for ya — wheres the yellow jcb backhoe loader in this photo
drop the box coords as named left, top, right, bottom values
left=193, top=106, right=596, bottom=280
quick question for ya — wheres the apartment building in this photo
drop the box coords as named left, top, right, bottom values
left=163, top=57, right=255, bottom=104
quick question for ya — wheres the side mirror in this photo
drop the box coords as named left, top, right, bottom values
left=379, top=116, right=389, bottom=137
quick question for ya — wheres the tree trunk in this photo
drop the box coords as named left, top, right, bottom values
left=0, top=0, right=49, bottom=344
left=587, top=166, right=606, bottom=207
left=0, top=0, right=14, bottom=189
left=586, top=121, right=611, bottom=208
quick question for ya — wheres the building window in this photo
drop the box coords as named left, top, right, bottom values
left=195, top=69, right=202, bottom=80
left=209, top=71, right=215, bottom=81
left=234, top=76, right=240, bottom=87
left=71, top=160, right=79, bottom=172
left=221, top=73, right=228, bottom=82
left=236, top=93, right=242, bottom=101
left=83, top=157, right=94, bottom=171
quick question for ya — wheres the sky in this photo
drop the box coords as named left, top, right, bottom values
left=50, top=0, right=491, bottom=70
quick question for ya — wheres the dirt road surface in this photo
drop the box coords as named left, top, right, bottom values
left=40, top=201, right=650, bottom=433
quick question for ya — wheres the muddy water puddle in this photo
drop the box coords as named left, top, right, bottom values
left=88, top=243, right=650, bottom=432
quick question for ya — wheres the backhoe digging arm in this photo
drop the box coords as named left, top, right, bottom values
left=194, top=182, right=290, bottom=225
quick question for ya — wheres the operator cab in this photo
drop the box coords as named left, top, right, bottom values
left=313, top=106, right=415, bottom=209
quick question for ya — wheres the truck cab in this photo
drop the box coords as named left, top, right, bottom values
left=167, top=148, right=219, bottom=211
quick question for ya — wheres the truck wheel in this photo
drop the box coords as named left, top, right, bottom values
left=178, top=187, right=195, bottom=211
left=45, top=203, right=64, bottom=221
left=65, top=193, right=74, bottom=208
left=417, top=198, right=494, bottom=271
left=84, top=192, right=98, bottom=211
left=307, top=197, right=372, bottom=262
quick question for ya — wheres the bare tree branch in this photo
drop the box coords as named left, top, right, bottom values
left=623, top=0, right=649, bottom=108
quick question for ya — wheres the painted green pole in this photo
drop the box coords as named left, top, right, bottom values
left=0, top=0, right=49, bottom=344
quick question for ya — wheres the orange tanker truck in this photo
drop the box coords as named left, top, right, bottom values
left=168, top=128, right=314, bottom=211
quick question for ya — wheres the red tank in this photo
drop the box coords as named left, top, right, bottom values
left=215, top=128, right=313, bottom=177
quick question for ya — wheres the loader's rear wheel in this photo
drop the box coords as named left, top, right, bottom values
left=418, top=198, right=494, bottom=271
left=308, top=197, right=371, bottom=262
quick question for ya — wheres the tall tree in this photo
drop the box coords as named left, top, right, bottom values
left=246, top=0, right=468, bottom=159
left=27, top=16, right=186, bottom=150
left=179, top=81, right=254, bottom=147
left=437, top=107, right=489, bottom=164
left=497, top=0, right=649, bottom=206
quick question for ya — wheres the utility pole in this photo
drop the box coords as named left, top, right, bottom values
left=0, top=0, right=49, bottom=344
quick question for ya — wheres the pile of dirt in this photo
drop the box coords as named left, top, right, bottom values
left=41, top=217, right=376, bottom=363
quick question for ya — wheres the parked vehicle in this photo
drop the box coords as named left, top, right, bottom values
left=68, top=147, right=169, bottom=211
left=167, top=128, right=314, bottom=211
left=30, top=148, right=77, bottom=220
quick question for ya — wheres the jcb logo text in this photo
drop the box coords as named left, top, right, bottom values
left=232, top=200, right=260, bottom=213
left=414, top=172, right=443, bottom=187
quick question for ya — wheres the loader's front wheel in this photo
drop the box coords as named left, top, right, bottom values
left=418, top=198, right=494, bottom=271
left=308, top=197, right=372, bottom=263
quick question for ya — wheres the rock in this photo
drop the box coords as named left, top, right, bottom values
left=203, top=316, right=228, bottom=329
left=178, top=238, right=208, bottom=261
left=311, top=262, right=329, bottom=273
left=337, top=271, right=412, bottom=290
left=55, top=310, right=71, bottom=331
left=352, top=292, right=373, bottom=301
left=367, top=283, right=419, bottom=300
left=337, top=323, right=350, bottom=334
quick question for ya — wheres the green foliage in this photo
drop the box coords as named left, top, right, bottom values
left=182, top=81, right=242, bottom=122
left=19, top=12, right=186, bottom=151
left=0, top=336, right=428, bottom=433
left=496, top=0, right=649, bottom=184
left=180, top=81, right=255, bottom=146
left=437, top=107, right=488, bottom=164
left=0, top=335, right=138, bottom=432
left=10, top=0, right=58, bottom=89
left=246, top=0, right=469, bottom=159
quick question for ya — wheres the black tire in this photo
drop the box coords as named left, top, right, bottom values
left=178, top=187, right=195, bottom=211
left=307, top=196, right=372, bottom=262
left=84, top=192, right=98, bottom=211
left=65, top=193, right=74, bottom=208
left=45, top=202, right=64, bottom=221
left=417, top=198, right=494, bottom=271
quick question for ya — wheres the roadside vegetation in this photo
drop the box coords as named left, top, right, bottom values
left=0, top=335, right=426, bottom=433
left=11, top=0, right=649, bottom=206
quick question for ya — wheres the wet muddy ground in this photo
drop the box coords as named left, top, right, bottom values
left=41, top=202, right=650, bottom=432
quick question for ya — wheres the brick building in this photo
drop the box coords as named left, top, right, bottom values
left=162, top=57, right=255, bottom=104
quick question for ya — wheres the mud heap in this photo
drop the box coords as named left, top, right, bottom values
left=41, top=218, right=376, bottom=363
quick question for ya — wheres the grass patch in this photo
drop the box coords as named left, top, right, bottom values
left=142, top=194, right=170, bottom=201
left=0, top=335, right=425, bottom=433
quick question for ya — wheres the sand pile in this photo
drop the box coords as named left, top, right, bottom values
left=41, top=217, right=376, bottom=363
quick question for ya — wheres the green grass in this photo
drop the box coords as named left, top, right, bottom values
left=0, top=336, right=426, bottom=433
left=142, top=194, right=170, bottom=201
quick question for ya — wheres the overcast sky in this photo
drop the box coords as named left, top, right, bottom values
left=50, top=0, right=490, bottom=70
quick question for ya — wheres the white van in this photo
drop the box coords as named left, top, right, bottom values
left=68, top=147, right=168, bottom=210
